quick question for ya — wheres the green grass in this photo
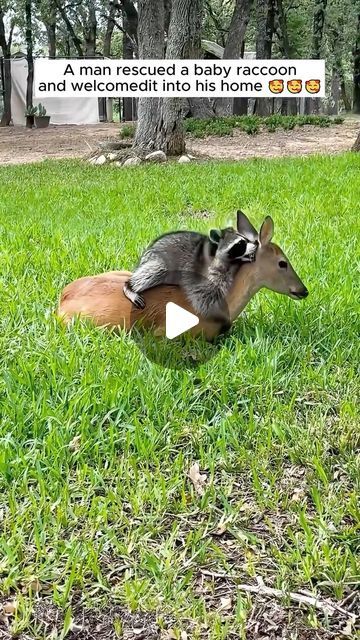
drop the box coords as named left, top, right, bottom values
left=0, top=154, right=359, bottom=638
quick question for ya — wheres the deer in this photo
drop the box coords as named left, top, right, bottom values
left=57, top=214, right=308, bottom=341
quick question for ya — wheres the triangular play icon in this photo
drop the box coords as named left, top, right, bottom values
left=165, top=302, right=199, bottom=339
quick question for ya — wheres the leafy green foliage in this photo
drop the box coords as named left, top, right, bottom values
left=119, top=123, right=136, bottom=138
left=185, top=114, right=344, bottom=137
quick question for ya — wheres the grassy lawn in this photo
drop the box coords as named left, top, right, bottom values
left=0, top=154, right=359, bottom=639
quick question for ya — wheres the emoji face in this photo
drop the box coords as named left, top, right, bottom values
left=287, top=79, right=302, bottom=94
left=269, top=79, right=284, bottom=94
left=305, top=79, right=320, bottom=94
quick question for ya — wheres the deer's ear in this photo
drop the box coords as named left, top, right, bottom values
left=236, top=210, right=258, bottom=241
left=259, top=216, right=274, bottom=245
left=209, top=229, right=222, bottom=245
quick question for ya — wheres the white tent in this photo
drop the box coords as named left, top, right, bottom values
left=11, top=58, right=99, bottom=126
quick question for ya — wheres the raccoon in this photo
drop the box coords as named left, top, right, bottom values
left=123, top=225, right=258, bottom=327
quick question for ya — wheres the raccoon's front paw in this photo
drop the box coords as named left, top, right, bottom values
left=123, top=285, right=146, bottom=309
left=131, top=293, right=145, bottom=309
left=133, top=294, right=146, bottom=310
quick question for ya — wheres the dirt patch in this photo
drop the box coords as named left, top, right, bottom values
left=0, top=121, right=359, bottom=166
left=0, top=123, right=120, bottom=165
left=188, top=120, right=360, bottom=161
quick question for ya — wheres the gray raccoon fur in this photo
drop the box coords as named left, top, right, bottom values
left=123, top=223, right=257, bottom=326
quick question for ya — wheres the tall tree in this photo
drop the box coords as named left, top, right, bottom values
left=37, top=0, right=57, bottom=57
left=353, top=128, right=360, bottom=150
left=133, top=0, right=165, bottom=149
left=328, top=21, right=350, bottom=113
left=103, top=1, right=116, bottom=57
left=305, top=0, right=327, bottom=114
left=0, top=3, right=14, bottom=126
left=25, top=0, right=34, bottom=111
left=134, top=0, right=205, bottom=154
left=275, top=0, right=298, bottom=115
left=255, top=0, right=275, bottom=115
left=158, top=0, right=204, bottom=153
left=82, top=0, right=97, bottom=57
left=214, top=0, right=254, bottom=116
left=354, top=11, right=360, bottom=113
left=121, top=0, right=138, bottom=119
left=55, top=0, right=84, bottom=56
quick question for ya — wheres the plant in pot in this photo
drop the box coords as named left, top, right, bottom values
left=25, top=105, right=37, bottom=128
left=35, top=104, right=50, bottom=129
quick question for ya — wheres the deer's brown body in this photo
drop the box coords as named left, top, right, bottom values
left=59, top=270, right=222, bottom=339
left=58, top=216, right=308, bottom=340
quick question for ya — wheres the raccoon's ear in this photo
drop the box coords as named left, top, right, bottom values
left=209, top=229, right=222, bottom=245
left=236, top=210, right=258, bottom=242
left=259, top=216, right=274, bottom=245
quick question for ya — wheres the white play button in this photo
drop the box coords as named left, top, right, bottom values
left=165, top=302, right=199, bottom=339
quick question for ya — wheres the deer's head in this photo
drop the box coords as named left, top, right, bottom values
left=236, top=210, right=308, bottom=300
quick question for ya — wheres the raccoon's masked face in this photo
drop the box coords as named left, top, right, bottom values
left=209, top=228, right=258, bottom=262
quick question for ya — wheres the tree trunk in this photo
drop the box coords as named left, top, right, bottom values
left=328, top=68, right=339, bottom=114
left=122, top=3, right=138, bottom=120
left=214, top=0, right=254, bottom=116
left=84, top=2, right=97, bottom=57
left=121, top=0, right=138, bottom=53
left=46, top=23, right=56, bottom=58
left=184, top=0, right=214, bottom=120
left=275, top=0, right=297, bottom=115
left=188, top=98, right=215, bottom=118
left=0, top=57, right=11, bottom=126
left=353, top=129, right=360, bottom=151
left=353, top=13, right=360, bottom=114
left=0, top=9, right=13, bottom=126
left=155, top=0, right=205, bottom=154
left=133, top=0, right=165, bottom=149
left=44, top=0, right=57, bottom=58
left=103, top=1, right=115, bottom=57
left=255, top=0, right=275, bottom=116
left=340, top=72, right=351, bottom=111
left=164, top=0, right=172, bottom=36
left=305, top=0, right=327, bottom=115
left=25, top=0, right=34, bottom=111
left=65, top=35, right=71, bottom=57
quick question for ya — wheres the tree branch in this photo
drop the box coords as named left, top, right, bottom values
left=55, top=0, right=83, bottom=56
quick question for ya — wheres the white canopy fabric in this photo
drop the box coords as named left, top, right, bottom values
left=11, top=58, right=99, bottom=126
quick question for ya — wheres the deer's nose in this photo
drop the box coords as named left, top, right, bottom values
left=290, top=287, right=309, bottom=299
left=293, top=287, right=308, bottom=299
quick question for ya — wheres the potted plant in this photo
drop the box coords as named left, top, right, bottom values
left=35, top=104, right=50, bottom=129
left=25, top=105, right=37, bottom=128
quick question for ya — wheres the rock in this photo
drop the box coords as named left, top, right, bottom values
left=178, top=155, right=191, bottom=164
left=94, top=155, right=106, bottom=165
left=107, top=153, right=118, bottom=162
left=145, top=150, right=167, bottom=163
left=123, top=156, right=142, bottom=167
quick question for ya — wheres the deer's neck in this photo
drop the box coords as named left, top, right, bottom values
left=227, top=262, right=262, bottom=321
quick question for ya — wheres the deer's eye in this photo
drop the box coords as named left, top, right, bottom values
left=279, top=260, right=288, bottom=269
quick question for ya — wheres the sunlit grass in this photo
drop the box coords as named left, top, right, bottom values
left=0, top=154, right=359, bottom=637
